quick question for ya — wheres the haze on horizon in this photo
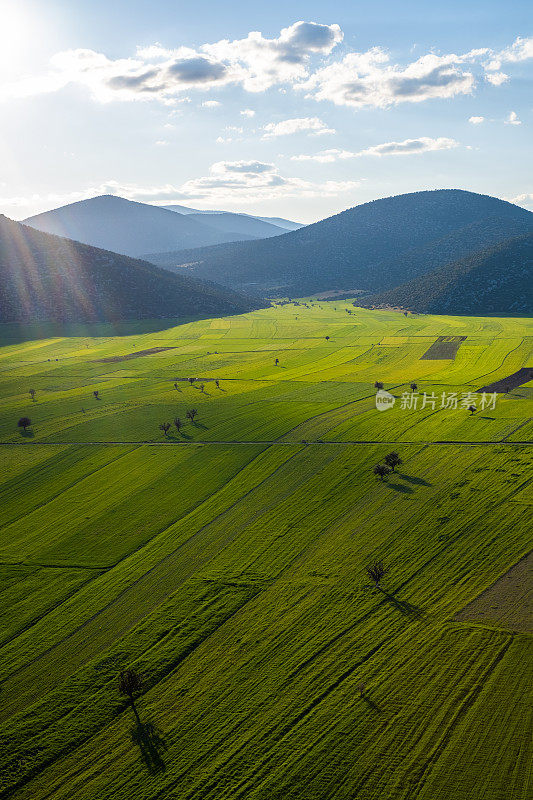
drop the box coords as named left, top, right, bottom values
left=0, top=0, right=531, bottom=223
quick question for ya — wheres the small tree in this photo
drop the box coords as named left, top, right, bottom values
left=384, top=452, right=402, bottom=472
left=159, top=422, right=171, bottom=436
left=374, top=381, right=384, bottom=390
left=366, top=561, right=387, bottom=587
left=93, top=390, right=100, bottom=400
left=18, top=416, right=31, bottom=432
left=373, top=464, right=391, bottom=481
left=188, top=377, right=195, bottom=385
left=198, top=383, right=205, bottom=393
left=174, top=417, right=182, bottom=433
left=468, top=405, right=476, bottom=415
left=275, top=358, right=279, bottom=366
left=410, top=382, right=418, bottom=392
left=186, top=408, right=198, bottom=422
left=215, top=379, right=220, bottom=389
left=173, top=382, right=180, bottom=391
left=118, top=668, right=143, bottom=721
left=29, top=388, right=36, bottom=401
left=325, top=336, right=330, bottom=341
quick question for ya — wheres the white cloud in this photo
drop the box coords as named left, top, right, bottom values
left=177, top=160, right=358, bottom=203
left=1, top=29, right=531, bottom=113
left=486, top=36, right=533, bottom=70
left=262, top=116, right=335, bottom=138
left=485, top=71, right=508, bottom=86
left=507, top=191, right=533, bottom=209
left=291, top=136, right=460, bottom=161
left=299, top=49, right=482, bottom=108
left=202, top=99, right=221, bottom=107
left=468, top=115, right=485, bottom=124
left=505, top=110, right=522, bottom=125
left=155, top=140, right=168, bottom=146
left=0, top=21, right=343, bottom=104
left=240, top=108, right=255, bottom=117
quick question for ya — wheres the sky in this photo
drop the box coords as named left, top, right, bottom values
left=0, top=0, right=531, bottom=223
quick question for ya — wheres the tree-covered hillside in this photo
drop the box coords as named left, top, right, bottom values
left=0, top=215, right=267, bottom=323
left=358, top=233, right=533, bottom=314
left=147, top=190, right=533, bottom=297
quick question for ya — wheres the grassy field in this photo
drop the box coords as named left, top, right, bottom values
left=0, top=302, right=531, bottom=800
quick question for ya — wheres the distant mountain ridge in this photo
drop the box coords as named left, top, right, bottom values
left=147, top=190, right=533, bottom=299
left=162, top=204, right=302, bottom=231
left=22, top=195, right=274, bottom=257
left=356, top=233, right=533, bottom=315
left=0, top=215, right=267, bottom=323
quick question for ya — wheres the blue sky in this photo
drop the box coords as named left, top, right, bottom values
left=1, top=0, right=531, bottom=222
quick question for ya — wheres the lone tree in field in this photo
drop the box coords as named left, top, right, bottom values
left=373, top=464, right=391, bottom=481
left=159, top=422, right=171, bottom=436
left=186, top=408, right=198, bottom=422
left=174, top=417, right=182, bottom=433
left=410, top=382, right=418, bottom=392
left=29, top=388, right=36, bottom=401
left=374, top=381, right=384, bottom=390
left=468, top=405, right=477, bottom=415
left=188, top=377, right=195, bottom=385
left=325, top=335, right=330, bottom=341
left=366, top=560, right=387, bottom=588
left=93, top=390, right=100, bottom=400
left=215, top=379, right=220, bottom=389
left=173, top=382, right=180, bottom=391
left=118, top=668, right=143, bottom=722
left=198, top=383, right=205, bottom=393
left=275, top=358, right=279, bottom=366
left=384, top=452, right=402, bottom=472
left=18, top=416, right=32, bottom=432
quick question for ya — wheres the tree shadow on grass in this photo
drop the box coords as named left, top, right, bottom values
left=131, top=720, right=168, bottom=774
left=387, top=482, right=414, bottom=494
left=167, top=431, right=192, bottom=441
left=380, top=589, right=426, bottom=620
left=397, top=473, right=432, bottom=487
left=19, top=429, right=35, bottom=438
left=192, top=421, right=208, bottom=430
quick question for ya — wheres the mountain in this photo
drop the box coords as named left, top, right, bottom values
left=355, top=233, right=533, bottom=315
left=252, top=215, right=303, bottom=231
left=185, top=212, right=285, bottom=239
left=22, top=195, right=259, bottom=257
left=163, top=204, right=303, bottom=231
left=147, top=190, right=533, bottom=297
left=0, top=215, right=267, bottom=323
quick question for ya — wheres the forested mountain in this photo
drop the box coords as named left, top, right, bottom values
left=22, top=195, right=260, bottom=257
left=163, top=204, right=303, bottom=231
left=357, top=233, right=533, bottom=314
left=147, top=190, right=533, bottom=297
left=0, top=215, right=267, bottom=323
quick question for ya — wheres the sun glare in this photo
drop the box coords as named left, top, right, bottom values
left=0, top=2, right=30, bottom=64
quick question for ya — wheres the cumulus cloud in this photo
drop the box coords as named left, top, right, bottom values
left=240, top=108, right=255, bottom=117
left=505, top=110, right=522, bottom=125
left=508, top=191, right=533, bottom=209
left=177, top=160, right=358, bottom=203
left=262, top=117, right=335, bottom=138
left=1, top=27, right=531, bottom=111
left=485, top=71, right=509, bottom=86
left=486, top=36, right=533, bottom=70
left=291, top=136, right=460, bottom=161
left=0, top=21, right=343, bottom=104
left=202, top=99, right=221, bottom=107
left=298, top=49, right=483, bottom=108
left=468, top=115, right=485, bottom=124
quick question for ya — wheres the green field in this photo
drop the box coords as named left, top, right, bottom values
left=0, top=303, right=531, bottom=800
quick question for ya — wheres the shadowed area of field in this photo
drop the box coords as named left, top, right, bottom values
left=455, top=548, right=533, bottom=633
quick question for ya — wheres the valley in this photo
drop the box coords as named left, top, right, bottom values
left=0, top=302, right=531, bottom=800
